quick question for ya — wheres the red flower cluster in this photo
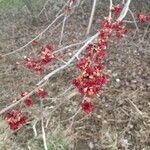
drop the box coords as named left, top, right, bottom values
left=36, top=87, right=48, bottom=98
left=23, top=56, right=45, bottom=74
left=21, top=91, right=33, bottom=107
left=40, top=44, right=54, bottom=64
left=6, top=87, right=48, bottom=130
left=81, top=101, right=94, bottom=114
left=72, top=63, right=108, bottom=96
left=6, top=110, right=27, bottom=130
left=72, top=18, right=127, bottom=113
left=111, top=4, right=122, bottom=16
left=22, top=43, right=55, bottom=74
left=20, top=87, right=47, bottom=107
left=137, top=13, right=150, bottom=23
left=101, top=19, right=128, bottom=39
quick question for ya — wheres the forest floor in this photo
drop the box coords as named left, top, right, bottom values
left=0, top=1, right=150, bottom=150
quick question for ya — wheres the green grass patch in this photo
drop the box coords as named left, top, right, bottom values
left=0, top=0, right=23, bottom=9
left=38, top=134, right=69, bottom=150
left=47, top=136, right=69, bottom=150
left=0, top=0, right=46, bottom=11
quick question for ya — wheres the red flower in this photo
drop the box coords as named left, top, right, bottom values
left=18, top=116, right=28, bottom=125
left=21, top=91, right=33, bottom=106
left=40, top=43, right=54, bottom=64
left=97, top=40, right=108, bottom=50
left=41, top=53, right=54, bottom=64
left=87, top=86, right=100, bottom=96
left=36, top=66, right=45, bottom=74
left=71, top=17, right=129, bottom=111
left=96, top=49, right=107, bottom=61
left=44, top=43, right=53, bottom=52
left=99, top=31, right=107, bottom=39
left=95, top=63, right=104, bottom=71
left=115, top=31, right=122, bottom=38
left=23, top=57, right=45, bottom=74
left=9, top=122, right=19, bottom=130
left=6, top=110, right=27, bottom=130
left=101, top=75, right=108, bottom=84
left=21, top=91, right=28, bottom=97
left=24, top=97, right=33, bottom=106
left=72, top=78, right=81, bottom=87
left=24, top=57, right=36, bottom=69
left=76, top=58, right=88, bottom=70
left=137, top=13, right=149, bottom=23
left=112, top=21, right=123, bottom=30
left=86, top=52, right=94, bottom=59
left=112, top=4, right=122, bottom=16
left=85, top=66, right=94, bottom=76
left=99, top=29, right=112, bottom=39
left=37, top=88, right=47, bottom=98
left=81, top=101, right=94, bottom=113
left=22, top=42, right=55, bottom=74
left=101, top=19, right=111, bottom=29
left=86, top=44, right=94, bottom=51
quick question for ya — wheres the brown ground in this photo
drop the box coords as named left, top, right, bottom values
left=0, top=1, right=150, bottom=150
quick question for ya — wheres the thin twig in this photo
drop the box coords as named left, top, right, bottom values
left=37, top=32, right=99, bottom=85
left=0, top=33, right=98, bottom=115
left=1, top=13, right=64, bottom=58
left=41, top=101, right=48, bottom=150
left=86, top=0, right=97, bottom=35
left=38, top=0, right=50, bottom=17
left=56, top=0, right=70, bottom=17
left=38, top=0, right=131, bottom=85
left=117, top=0, right=131, bottom=22
left=59, top=15, right=67, bottom=46
left=128, top=99, right=143, bottom=116
left=0, top=81, right=47, bottom=115
left=129, top=9, right=139, bottom=32
left=45, top=90, right=78, bottom=127
left=32, top=120, right=38, bottom=137
left=141, top=23, right=150, bottom=42
left=61, top=108, right=81, bottom=123
left=108, top=0, right=113, bottom=21
left=53, top=37, right=89, bottom=54
left=0, top=0, right=131, bottom=115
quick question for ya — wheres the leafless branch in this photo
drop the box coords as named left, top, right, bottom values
left=59, top=15, right=67, bottom=46
left=1, top=13, right=64, bottom=58
left=41, top=101, right=48, bottom=150
left=0, top=82, right=47, bottom=115
left=86, top=0, right=97, bottom=35
left=129, top=9, right=139, bottom=32
left=37, top=32, right=99, bottom=85
left=108, top=0, right=113, bottom=21
left=0, top=0, right=131, bottom=116
left=117, top=0, right=131, bottom=22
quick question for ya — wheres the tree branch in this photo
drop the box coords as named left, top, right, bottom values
left=86, top=0, right=97, bottom=35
